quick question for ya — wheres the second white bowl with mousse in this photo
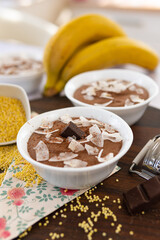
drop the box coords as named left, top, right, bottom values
left=65, top=69, right=159, bottom=125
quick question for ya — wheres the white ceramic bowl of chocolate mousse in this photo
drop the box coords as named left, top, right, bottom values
left=65, top=69, right=159, bottom=125
left=17, top=107, right=133, bottom=189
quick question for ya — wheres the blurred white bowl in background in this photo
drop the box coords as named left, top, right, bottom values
left=0, top=7, right=58, bottom=94
left=0, top=7, right=58, bottom=46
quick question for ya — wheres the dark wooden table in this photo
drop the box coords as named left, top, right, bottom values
left=16, top=96, right=160, bottom=240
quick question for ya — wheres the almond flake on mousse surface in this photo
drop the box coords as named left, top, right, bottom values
left=73, top=116, right=91, bottom=127
left=128, top=84, right=136, bottom=91
left=89, top=119, right=105, bottom=127
left=130, top=95, right=144, bottom=103
left=104, top=123, right=116, bottom=133
left=85, top=144, right=99, bottom=155
left=125, top=98, right=134, bottom=107
left=102, top=131, right=123, bottom=142
left=68, top=139, right=85, bottom=152
left=94, top=100, right=113, bottom=107
left=136, top=88, right=144, bottom=95
left=59, top=114, right=72, bottom=124
left=100, top=92, right=113, bottom=99
left=34, top=140, right=49, bottom=161
left=102, top=80, right=127, bottom=93
left=83, top=95, right=94, bottom=101
left=46, top=137, right=63, bottom=144
left=89, top=124, right=104, bottom=147
left=81, top=86, right=96, bottom=96
left=79, top=116, right=91, bottom=127
left=64, top=159, right=88, bottom=168
left=96, top=149, right=114, bottom=163
left=40, top=120, right=53, bottom=129
left=34, top=129, right=59, bottom=135
left=49, top=152, right=78, bottom=162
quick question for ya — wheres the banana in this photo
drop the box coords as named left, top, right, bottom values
left=53, top=37, right=159, bottom=93
left=43, top=14, right=126, bottom=96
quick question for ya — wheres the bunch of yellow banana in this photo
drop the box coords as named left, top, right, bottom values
left=43, top=14, right=159, bottom=96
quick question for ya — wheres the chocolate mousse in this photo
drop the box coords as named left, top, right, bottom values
left=27, top=115, right=123, bottom=168
left=73, top=79, right=149, bottom=107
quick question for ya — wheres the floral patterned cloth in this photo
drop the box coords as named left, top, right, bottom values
left=0, top=161, right=120, bottom=240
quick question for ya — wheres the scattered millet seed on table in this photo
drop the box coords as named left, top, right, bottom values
left=129, top=231, right=134, bottom=235
left=0, top=144, right=43, bottom=187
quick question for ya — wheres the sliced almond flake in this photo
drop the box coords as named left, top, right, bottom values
left=85, top=144, right=99, bottom=155
left=130, top=95, right=145, bottom=103
left=73, top=116, right=90, bottom=127
left=90, top=134, right=104, bottom=147
left=102, top=131, right=123, bottom=142
left=129, top=84, right=136, bottom=91
left=64, top=159, right=87, bottom=168
left=104, top=123, right=116, bottom=133
left=79, top=134, right=93, bottom=144
left=125, top=82, right=135, bottom=89
left=66, top=136, right=75, bottom=143
left=136, top=88, right=144, bottom=95
left=68, top=139, right=85, bottom=152
left=79, top=116, right=91, bottom=127
left=89, top=124, right=101, bottom=135
left=59, top=114, right=72, bottom=124
left=40, top=120, right=53, bottom=129
left=102, top=81, right=128, bottom=93
left=83, top=95, right=94, bottom=101
left=100, top=92, right=113, bottom=99
left=34, top=140, right=49, bottom=161
left=89, top=119, right=105, bottom=127
left=49, top=152, right=78, bottom=162
left=98, top=80, right=109, bottom=89
left=45, top=132, right=52, bottom=139
left=46, top=137, right=63, bottom=144
left=66, top=135, right=77, bottom=143
left=89, top=125, right=104, bottom=147
left=97, top=152, right=114, bottom=163
left=125, top=98, right=134, bottom=107
left=34, top=129, right=59, bottom=135
left=96, top=149, right=103, bottom=159
left=91, top=81, right=99, bottom=89
left=73, top=116, right=91, bottom=127
left=94, top=100, right=113, bottom=107
left=81, top=86, right=96, bottom=96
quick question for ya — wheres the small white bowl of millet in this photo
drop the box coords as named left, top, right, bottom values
left=0, top=83, right=31, bottom=145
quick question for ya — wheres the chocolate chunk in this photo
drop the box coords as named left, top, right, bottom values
left=123, top=176, right=160, bottom=215
left=60, top=121, right=85, bottom=140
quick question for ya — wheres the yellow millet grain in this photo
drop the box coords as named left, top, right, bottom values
left=0, top=145, right=19, bottom=185
left=0, top=171, right=6, bottom=186
left=129, top=231, right=134, bottom=235
left=14, top=154, right=43, bottom=187
left=102, top=232, right=107, bottom=237
left=0, top=96, right=26, bottom=143
left=0, top=144, right=43, bottom=187
left=0, top=145, right=18, bottom=170
left=47, top=232, right=64, bottom=240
